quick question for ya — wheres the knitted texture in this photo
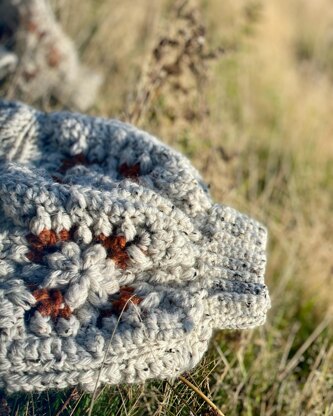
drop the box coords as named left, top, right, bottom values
left=0, top=0, right=102, bottom=110
left=0, top=100, right=270, bottom=393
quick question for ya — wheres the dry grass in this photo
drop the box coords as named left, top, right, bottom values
left=1, top=0, right=332, bottom=414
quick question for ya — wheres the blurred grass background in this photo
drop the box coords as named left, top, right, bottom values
left=1, top=0, right=332, bottom=414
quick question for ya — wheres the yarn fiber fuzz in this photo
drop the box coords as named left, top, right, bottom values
left=0, top=100, right=270, bottom=393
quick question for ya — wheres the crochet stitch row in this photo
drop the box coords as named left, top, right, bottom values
left=0, top=100, right=270, bottom=393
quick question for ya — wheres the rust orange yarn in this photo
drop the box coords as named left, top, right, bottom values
left=32, top=288, right=72, bottom=320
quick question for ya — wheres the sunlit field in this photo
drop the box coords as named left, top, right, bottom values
left=1, top=0, right=332, bottom=414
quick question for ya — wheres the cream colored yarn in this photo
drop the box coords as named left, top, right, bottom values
left=0, top=0, right=102, bottom=110
left=0, top=99, right=270, bottom=393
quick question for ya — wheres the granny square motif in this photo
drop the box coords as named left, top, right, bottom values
left=0, top=100, right=270, bottom=393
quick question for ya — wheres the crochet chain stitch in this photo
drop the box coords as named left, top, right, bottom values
left=0, top=99, right=270, bottom=393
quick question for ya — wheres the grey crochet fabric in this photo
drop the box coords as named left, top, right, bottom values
left=0, top=0, right=102, bottom=110
left=0, top=100, right=270, bottom=393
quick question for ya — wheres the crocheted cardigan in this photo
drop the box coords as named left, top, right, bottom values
left=0, top=100, right=270, bottom=393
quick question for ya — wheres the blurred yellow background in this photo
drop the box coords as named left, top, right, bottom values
left=2, top=0, right=332, bottom=414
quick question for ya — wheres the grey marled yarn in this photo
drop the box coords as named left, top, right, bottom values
left=0, top=0, right=102, bottom=110
left=0, top=100, right=270, bottom=393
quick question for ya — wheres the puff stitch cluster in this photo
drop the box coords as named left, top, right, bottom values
left=0, top=99, right=270, bottom=393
